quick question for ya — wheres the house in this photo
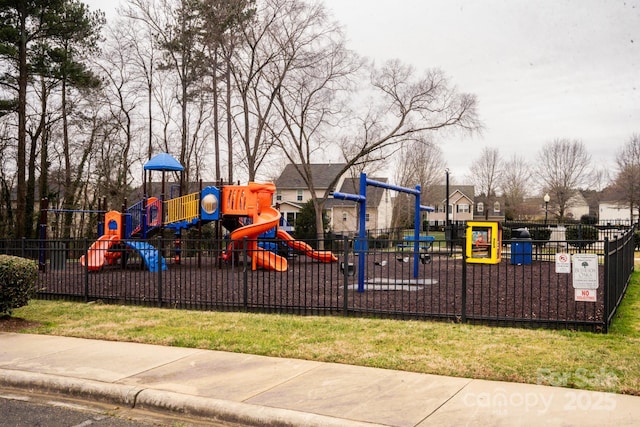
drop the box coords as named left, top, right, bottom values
left=599, top=201, right=635, bottom=224
left=425, top=185, right=477, bottom=226
left=472, top=194, right=506, bottom=222
left=274, top=163, right=347, bottom=228
left=325, top=177, right=392, bottom=236
left=561, top=192, right=590, bottom=221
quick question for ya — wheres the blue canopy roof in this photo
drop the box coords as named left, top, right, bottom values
left=144, top=153, right=184, bottom=171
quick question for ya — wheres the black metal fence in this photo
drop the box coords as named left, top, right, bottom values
left=1, top=228, right=635, bottom=333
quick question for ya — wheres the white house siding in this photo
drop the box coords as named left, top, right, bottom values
left=599, top=202, right=635, bottom=223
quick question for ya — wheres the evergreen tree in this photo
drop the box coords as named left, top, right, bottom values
left=294, top=199, right=329, bottom=247
left=0, top=0, right=104, bottom=237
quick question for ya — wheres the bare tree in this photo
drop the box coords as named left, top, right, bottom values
left=466, top=146, right=502, bottom=220
left=276, top=53, right=479, bottom=242
left=270, top=0, right=363, bottom=242
left=535, top=138, right=592, bottom=221
left=196, top=0, right=254, bottom=183
left=500, top=154, right=531, bottom=219
left=229, top=0, right=303, bottom=182
left=391, top=138, right=446, bottom=229
left=468, top=147, right=502, bottom=197
left=613, top=133, right=640, bottom=222
left=114, top=6, right=161, bottom=164
left=124, top=0, right=206, bottom=189
left=94, top=21, right=151, bottom=204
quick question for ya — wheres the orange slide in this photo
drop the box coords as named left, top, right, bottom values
left=79, top=234, right=120, bottom=271
left=276, top=229, right=338, bottom=263
left=222, top=183, right=288, bottom=272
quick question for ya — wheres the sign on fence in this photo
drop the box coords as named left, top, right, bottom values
left=575, top=289, right=597, bottom=302
left=555, top=253, right=571, bottom=273
left=572, top=253, right=599, bottom=302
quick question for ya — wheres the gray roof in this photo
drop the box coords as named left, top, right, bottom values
left=325, top=177, right=388, bottom=209
left=275, top=163, right=347, bottom=190
left=424, top=185, right=475, bottom=204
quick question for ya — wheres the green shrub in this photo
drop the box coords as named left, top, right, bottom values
left=580, top=214, right=598, bottom=225
left=634, top=231, right=640, bottom=250
left=502, top=227, right=512, bottom=242
left=369, top=234, right=390, bottom=249
left=0, top=255, right=38, bottom=315
left=530, top=228, right=552, bottom=247
left=565, top=225, right=598, bottom=249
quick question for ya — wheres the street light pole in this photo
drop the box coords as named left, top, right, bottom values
left=544, top=193, right=550, bottom=225
left=445, top=169, right=451, bottom=254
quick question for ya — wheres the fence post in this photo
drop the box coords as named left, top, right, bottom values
left=461, top=247, right=467, bottom=323
left=603, top=237, right=609, bottom=333
left=243, top=236, right=248, bottom=311
left=157, top=236, right=163, bottom=307
left=342, top=235, right=349, bottom=316
left=83, top=238, right=89, bottom=302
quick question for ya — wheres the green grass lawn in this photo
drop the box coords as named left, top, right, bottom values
left=8, top=270, right=640, bottom=395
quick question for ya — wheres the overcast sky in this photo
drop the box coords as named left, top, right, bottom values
left=322, top=0, right=639, bottom=182
left=90, top=0, right=639, bottom=185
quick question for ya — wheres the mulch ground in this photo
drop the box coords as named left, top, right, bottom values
left=37, top=248, right=606, bottom=330
left=0, top=316, right=41, bottom=333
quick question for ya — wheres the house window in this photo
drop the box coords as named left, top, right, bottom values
left=297, top=190, right=303, bottom=201
left=286, top=212, right=296, bottom=225
left=276, top=190, right=282, bottom=201
left=365, top=213, right=370, bottom=222
left=457, top=204, right=469, bottom=213
left=477, top=202, right=484, bottom=213
left=493, top=201, right=500, bottom=213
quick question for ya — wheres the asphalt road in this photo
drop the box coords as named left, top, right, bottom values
left=0, top=389, right=228, bottom=427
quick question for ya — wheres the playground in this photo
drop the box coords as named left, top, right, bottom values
left=46, top=153, right=339, bottom=276
left=30, top=154, right=631, bottom=332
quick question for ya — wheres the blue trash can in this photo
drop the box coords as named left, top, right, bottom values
left=510, top=228, right=532, bottom=265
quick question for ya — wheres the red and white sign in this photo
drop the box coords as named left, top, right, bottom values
left=575, top=288, right=597, bottom=302
left=555, top=253, right=571, bottom=273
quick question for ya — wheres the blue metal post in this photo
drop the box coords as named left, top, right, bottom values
left=357, top=173, right=367, bottom=293
left=413, top=184, right=421, bottom=279
left=333, top=173, right=434, bottom=292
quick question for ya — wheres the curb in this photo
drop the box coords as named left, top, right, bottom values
left=0, top=369, right=383, bottom=427
left=0, top=369, right=141, bottom=407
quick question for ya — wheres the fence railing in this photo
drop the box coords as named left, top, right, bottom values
left=1, top=228, right=635, bottom=333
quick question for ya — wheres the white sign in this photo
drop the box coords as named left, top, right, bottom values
left=575, top=288, right=597, bottom=302
left=572, top=254, right=599, bottom=290
left=555, top=253, right=571, bottom=273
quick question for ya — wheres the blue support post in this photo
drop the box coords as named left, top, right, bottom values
left=358, top=173, right=368, bottom=293
left=333, top=172, right=434, bottom=293
left=413, top=184, right=421, bottom=279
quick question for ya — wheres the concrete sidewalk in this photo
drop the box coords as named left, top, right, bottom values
left=0, top=333, right=638, bottom=426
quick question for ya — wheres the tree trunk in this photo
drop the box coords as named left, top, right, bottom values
left=62, top=77, right=74, bottom=239
left=15, top=9, right=28, bottom=238
left=39, top=79, right=49, bottom=215
left=213, top=49, right=221, bottom=181
left=226, top=53, right=233, bottom=183
left=313, top=198, right=325, bottom=250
